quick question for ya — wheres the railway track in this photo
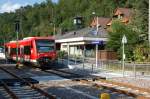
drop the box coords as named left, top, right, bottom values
left=43, top=69, right=105, bottom=80
left=0, top=63, right=149, bottom=99
left=44, top=69, right=85, bottom=79
left=0, top=66, right=56, bottom=99
left=44, top=69, right=150, bottom=99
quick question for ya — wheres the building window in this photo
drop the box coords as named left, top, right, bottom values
left=118, top=14, right=123, bottom=19
left=62, top=45, right=67, bottom=48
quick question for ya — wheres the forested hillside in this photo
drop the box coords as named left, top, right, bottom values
left=0, top=0, right=148, bottom=43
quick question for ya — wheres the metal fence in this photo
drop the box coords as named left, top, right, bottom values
left=57, top=57, right=150, bottom=78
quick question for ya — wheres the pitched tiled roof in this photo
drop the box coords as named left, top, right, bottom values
left=56, top=27, right=108, bottom=40
left=112, top=8, right=133, bottom=24
left=90, top=17, right=111, bottom=27
left=114, top=8, right=132, bottom=18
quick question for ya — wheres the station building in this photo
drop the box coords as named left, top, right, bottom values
left=55, top=8, right=132, bottom=60
left=55, top=27, right=116, bottom=60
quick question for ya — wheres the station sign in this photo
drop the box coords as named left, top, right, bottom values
left=91, top=41, right=103, bottom=45
left=122, top=35, right=127, bottom=44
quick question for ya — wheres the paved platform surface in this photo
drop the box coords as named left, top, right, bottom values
left=60, top=62, right=150, bottom=91
left=110, top=77, right=150, bottom=89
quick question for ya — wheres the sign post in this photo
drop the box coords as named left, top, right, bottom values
left=92, top=40, right=103, bottom=68
left=122, top=35, right=127, bottom=77
left=95, top=17, right=99, bottom=68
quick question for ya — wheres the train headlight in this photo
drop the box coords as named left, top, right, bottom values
left=31, top=49, right=33, bottom=54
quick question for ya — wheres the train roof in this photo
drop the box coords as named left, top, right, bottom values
left=5, top=36, right=55, bottom=47
left=22, top=36, right=54, bottom=40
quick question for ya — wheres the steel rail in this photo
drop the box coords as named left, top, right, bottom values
left=74, top=79, right=138, bottom=98
left=44, top=69, right=105, bottom=80
left=53, top=69, right=150, bottom=98
left=0, top=80, right=19, bottom=99
left=44, top=69, right=83, bottom=79
left=51, top=69, right=106, bottom=79
left=44, top=69, right=138, bottom=98
left=75, top=78, right=150, bottom=99
left=0, top=66, right=56, bottom=99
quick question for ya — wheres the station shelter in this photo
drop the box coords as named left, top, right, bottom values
left=55, top=27, right=117, bottom=60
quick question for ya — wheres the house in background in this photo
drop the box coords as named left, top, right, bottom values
left=108, top=8, right=132, bottom=25
left=90, top=17, right=111, bottom=28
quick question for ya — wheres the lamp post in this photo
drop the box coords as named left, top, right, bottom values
left=92, top=12, right=99, bottom=68
left=15, top=20, right=20, bottom=67
left=122, top=35, right=127, bottom=77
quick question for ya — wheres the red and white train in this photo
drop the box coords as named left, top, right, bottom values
left=5, top=37, right=57, bottom=67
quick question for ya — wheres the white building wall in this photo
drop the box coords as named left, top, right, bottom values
left=60, top=42, right=85, bottom=56
left=70, top=46, right=82, bottom=55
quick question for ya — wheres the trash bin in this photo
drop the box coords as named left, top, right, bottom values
left=100, top=93, right=110, bottom=99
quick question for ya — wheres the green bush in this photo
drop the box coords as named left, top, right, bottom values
left=107, top=20, right=138, bottom=60
left=57, top=51, right=68, bottom=59
left=133, top=45, right=150, bottom=62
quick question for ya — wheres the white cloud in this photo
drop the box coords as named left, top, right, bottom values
left=0, top=2, right=21, bottom=13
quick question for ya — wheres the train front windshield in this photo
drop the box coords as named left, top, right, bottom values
left=36, top=39, right=55, bottom=53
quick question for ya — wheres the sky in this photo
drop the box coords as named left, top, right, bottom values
left=0, top=0, right=58, bottom=13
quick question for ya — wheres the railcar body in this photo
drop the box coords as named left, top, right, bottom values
left=5, top=37, right=56, bottom=67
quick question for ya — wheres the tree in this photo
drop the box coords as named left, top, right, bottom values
left=0, top=0, right=147, bottom=43
left=131, top=0, right=148, bottom=43
left=107, top=20, right=139, bottom=60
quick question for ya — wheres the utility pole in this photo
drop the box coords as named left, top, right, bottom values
left=95, top=16, right=99, bottom=68
left=92, top=12, right=99, bottom=68
left=15, top=20, right=20, bottom=68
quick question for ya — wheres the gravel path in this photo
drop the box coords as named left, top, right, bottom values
left=39, top=80, right=135, bottom=99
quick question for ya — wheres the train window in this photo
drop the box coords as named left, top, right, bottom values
left=36, top=39, right=54, bottom=46
left=5, top=47, right=8, bottom=52
left=36, top=39, right=55, bottom=53
left=10, top=48, right=20, bottom=55
left=10, top=48, right=16, bottom=55
left=20, top=47, right=24, bottom=54
left=18, top=48, right=20, bottom=54
left=37, top=46, right=54, bottom=53
left=0, top=48, right=3, bottom=53
left=24, top=46, right=31, bottom=55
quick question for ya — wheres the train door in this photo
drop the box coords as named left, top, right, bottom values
left=4, top=46, right=9, bottom=59
left=30, top=41, right=36, bottom=62
left=20, top=46, right=24, bottom=63
left=7, top=46, right=11, bottom=58
left=24, top=46, right=31, bottom=62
